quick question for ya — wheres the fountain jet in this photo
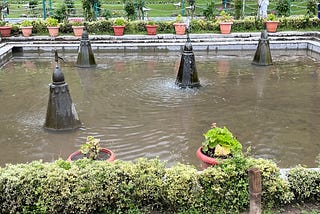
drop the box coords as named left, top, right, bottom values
left=76, top=29, right=96, bottom=68
left=252, top=30, right=273, bottom=66
left=44, top=55, right=81, bottom=131
left=175, top=28, right=200, bottom=88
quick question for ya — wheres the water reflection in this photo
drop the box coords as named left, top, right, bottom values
left=0, top=50, right=320, bottom=169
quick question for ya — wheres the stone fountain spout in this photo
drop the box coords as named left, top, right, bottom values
left=252, top=30, right=273, bottom=66
left=44, top=53, right=81, bottom=131
left=76, top=28, right=97, bottom=68
left=175, top=27, right=201, bottom=88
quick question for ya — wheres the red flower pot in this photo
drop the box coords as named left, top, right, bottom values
left=266, top=21, right=279, bottom=33
left=146, top=25, right=158, bottom=35
left=67, top=148, right=116, bottom=162
left=113, top=26, right=125, bottom=36
left=21, top=26, right=33, bottom=37
left=196, top=146, right=219, bottom=166
left=173, top=23, right=186, bottom=35
left=72, top=26, right=84, bottom=37
left=0, top=26, right=12, bottom=37
left=219, top=22, right=233, bottom=34
left=47, top=26, right=60, bottom=37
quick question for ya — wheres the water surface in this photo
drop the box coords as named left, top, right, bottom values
left=0, top=50, right=319, bottom=169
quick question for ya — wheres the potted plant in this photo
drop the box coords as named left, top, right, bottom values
left=145, top=20, right=158, bottom=35
left=71, top=20, right=85, bottom=37
left=0, top=20, right=11, bottom=37
left=196, top=123, right=242, bottom=166
left=265, top=13, right=279, bottom=33
left=112, top=17, right=126, bottom=36
left=67, top=136, right=116, bottom=162
left=173, top=14, right=186, bottom=35
left=45, top=17, right=60, bottom=37
left=20, top=20, right=33, bottom=37
left=218, top=10, right=233, bottom=34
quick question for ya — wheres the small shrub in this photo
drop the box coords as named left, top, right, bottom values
left=287, top=165, right=320, bottom=202
left=45, top=17, right=59, bottom=27
left=307, top=0, right=318, bottom=17
left=21, top=20, right=32, bottom=27
left=276, top=0, right=291, bottom=17
left=203, top=0, right=216, bottom=20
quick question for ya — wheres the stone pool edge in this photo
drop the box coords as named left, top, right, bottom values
left=1, top=31, right=320, bottom=66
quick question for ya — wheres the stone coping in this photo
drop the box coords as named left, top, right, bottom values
left=1, top=31, right=320, bottom=66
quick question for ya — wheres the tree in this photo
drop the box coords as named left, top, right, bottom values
left=82, top=0, right=100, bottom=21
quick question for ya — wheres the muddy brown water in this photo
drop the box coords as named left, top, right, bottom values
left=0, top=49, right=319, bottom=169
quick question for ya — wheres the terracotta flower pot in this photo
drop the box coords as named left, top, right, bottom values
left=266, top=21, right=279, bottom=33
left=21, top=26, right=33, bottom=37
left=196, top=146, right=219, bottom=166
left=146, top=25, right=158, bottom=35
left=72, top=26, right=84, bottom=37
left=113, top=26, right=125, bottom=36
left=173, top=23, right=186, bottom=35
left=47, top=26, right=60, bottom=37
left=67, top=148, right=116, bottom=162
left=219, top=22, right=233, bottom=34
left=0, top=26, right=12, bottom=37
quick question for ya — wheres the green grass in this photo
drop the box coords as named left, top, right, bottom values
left=4, top=0, right=312, bottom=19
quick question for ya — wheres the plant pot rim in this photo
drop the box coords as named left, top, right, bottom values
left=266, top=20, right=279, bottom=23
left=196, top=146, right=219, bottom=165
left=173, top=23, right=186, bottom=26
left=72, top=25, right=85, bottom=28
left=67, top=148, right=116, bottom=162
left=219, top=22, right=233, bottom=25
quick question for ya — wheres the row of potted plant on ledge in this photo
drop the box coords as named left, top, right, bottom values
left=0, top=13, right=283, bottom=38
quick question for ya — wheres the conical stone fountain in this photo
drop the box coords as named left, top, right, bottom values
left=44, top=51, right=81, bottom=131
left=175, top=27, right=200, bottom=88
left=76, top=28, right=97, bottom=68
left=252, top=30, right=273, bottom=66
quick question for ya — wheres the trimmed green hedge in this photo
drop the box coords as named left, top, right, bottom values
left=0, top=156, right=303, bottom=213
left=15, top=15, right=320, bottom=36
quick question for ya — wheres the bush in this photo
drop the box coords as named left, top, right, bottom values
left=199, top=156, right=293, bottom=213
left=276, top=0, right=291, bottom=17
left=307, top=0, right=318, bottom=17
left=0, top=156, right=299, bottom=213
left=287, top=165, right=320, bottom=202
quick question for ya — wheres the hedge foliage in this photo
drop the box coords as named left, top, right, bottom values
left=1, top=155, right=313, bottom=213
left=12, top=15, right=320, bottom=36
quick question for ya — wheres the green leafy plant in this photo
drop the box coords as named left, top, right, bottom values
left=218, top=10, right=233, bottom=22
left=307, top=0, right=318, bottom=16
left=147, top=20, right=156, bottom=26
left=287, top=165, right=320, bottom=201
left=0, top=20, right=7, bottom=26
left=175, top=14, right=184, bottom=23
left=80, top=136, right=101, bottom=160
left=276, top=0, right=291, bottom=17
left=45, top=17, right=59, bottom=27
left=71, top=21, right=84, bottom=26
left=113, top=17, right=125, bottom=26
left=124, top=0, right=136, bottom=20
left=234, top=0, right=243, bottom=20
left=267, top=13, right=278, bottom=21
left=201, top=124, right=242, bottom=158
left=203, top=0, right=215, bottom=20
left=20, top=20, right=32, bottom=27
